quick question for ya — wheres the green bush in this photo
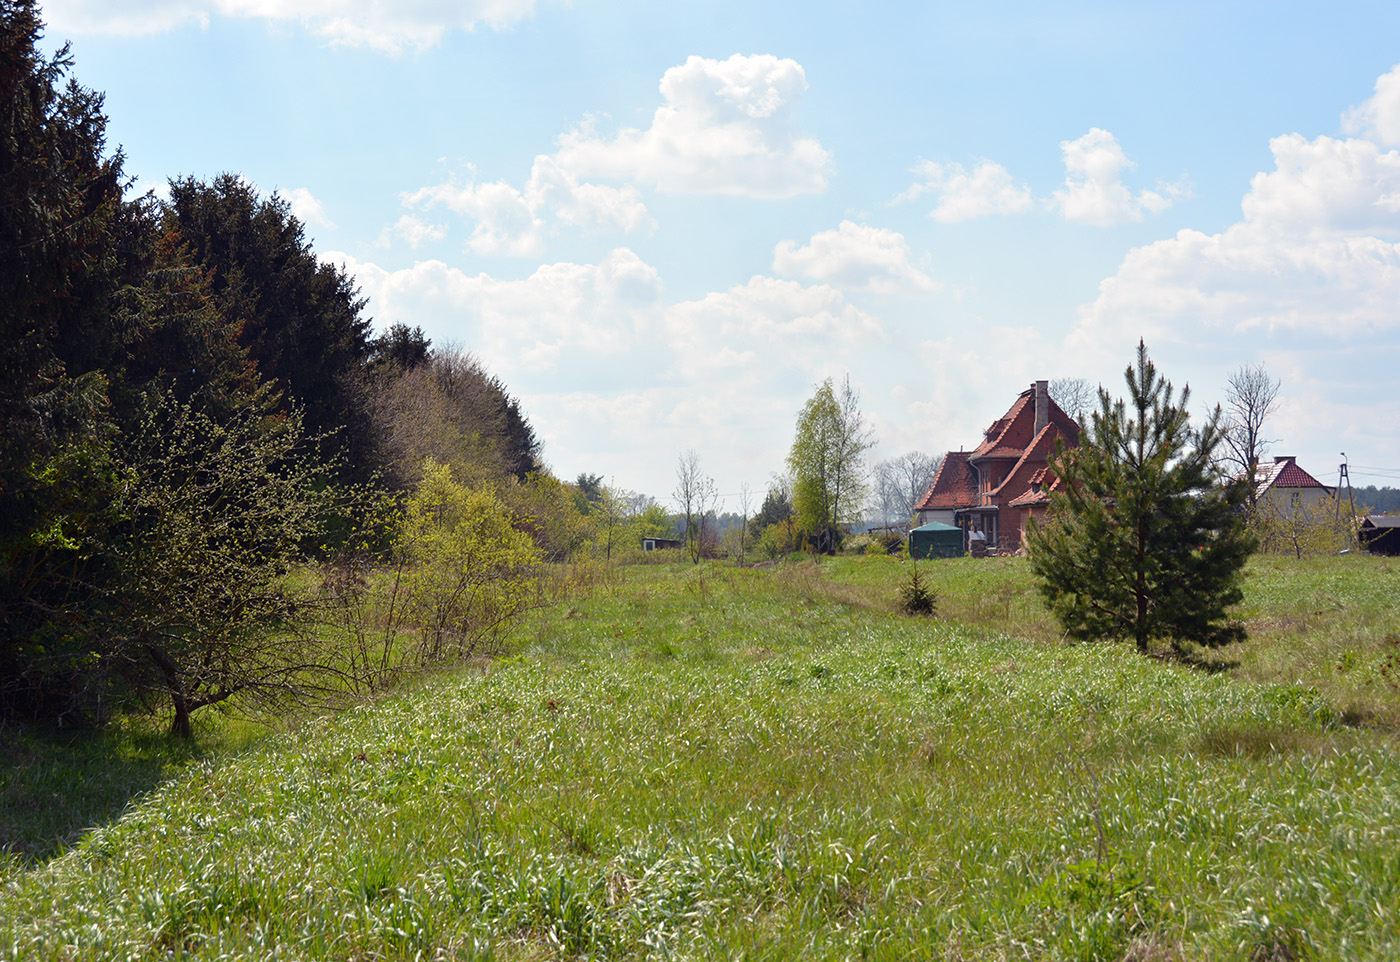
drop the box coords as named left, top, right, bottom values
left=393, top=459, right=545, bottom=664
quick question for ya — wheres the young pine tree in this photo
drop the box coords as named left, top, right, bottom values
left=1026, top=341, right=1255, bottom=659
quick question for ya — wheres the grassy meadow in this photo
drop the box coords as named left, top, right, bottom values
left=3, top=554, right=1400, bottom=960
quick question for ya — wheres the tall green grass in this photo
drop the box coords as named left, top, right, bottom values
left=2, top=555, right=1398, bottom=959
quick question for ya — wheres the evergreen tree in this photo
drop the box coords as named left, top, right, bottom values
left=163, top=174, right=374, bottom=475
left=0, top=1, right=132, bottom=717
left=1026, top=341, right=1255, bottom=658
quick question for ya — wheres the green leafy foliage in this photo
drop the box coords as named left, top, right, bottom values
left=0, top=4, right=556, bottom=727
left=1027, top=342, right=1256, bottom=658
left=787, top=376, right=873, bottom=555
left=391, top=460, right=545, bottom=664
left=104, top=391, right=354, bottom=738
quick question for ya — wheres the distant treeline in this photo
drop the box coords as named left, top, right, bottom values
left=1353, top=486, right=1400, bottom=514
left=1, top=3, right=549, bottom=725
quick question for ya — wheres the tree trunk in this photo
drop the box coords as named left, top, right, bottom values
left=146, top=643, right=194, bottom=740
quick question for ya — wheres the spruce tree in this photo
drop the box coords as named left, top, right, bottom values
left=1026, top=341, right=1255, bottom=658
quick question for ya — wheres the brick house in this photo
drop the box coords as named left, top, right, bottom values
left=914, top=380, right=1079, bottom=553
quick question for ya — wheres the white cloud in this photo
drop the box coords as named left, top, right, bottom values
left=772, top=221, right=939, bottom=295
left=283, top=187, right=335, bottom=230
left=42, top=0, right=535, bottom=53
left=664, top=275, right=883, bottom=375
left=553, top=54, right=832, bottom=198
left=404, top=180, right=544, bottom=257
left=1069, top=73, right=1400, bottom=477
left=391, top=53, right=823, bottom=254
left=40, top=0, right=210, bottom=34
left=330, top=247, right=886, bottom=490
left=1053, top=128, right=1182, bottom=226
left=402, top=156, right=653, bottom=257
left=900, top=160, right=1033, bottom=222
left=1241, top=133, right=1400, bottom=236
left=330, top=248, right=664, bottom=376
left=1074, top=131, right=1400, bottom=357
left=1342, top=63, right=1400, bottom=148
left=522, top=156, right=653, bottom=234
left=379, top=215, right=448, bottom=249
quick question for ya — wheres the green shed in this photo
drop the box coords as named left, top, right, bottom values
left=909, top=521, right=964, bottom=560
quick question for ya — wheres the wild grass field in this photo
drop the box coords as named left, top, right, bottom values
left=3, top=554, right=1399, bottom=960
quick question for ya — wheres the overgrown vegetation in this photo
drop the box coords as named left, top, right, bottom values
left=3, top=554, right=1398, bottom=960
left=0, top=2, right=560, bottom=733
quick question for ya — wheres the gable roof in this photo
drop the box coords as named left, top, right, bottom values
left=969, top=386, right=1079, bottom=463
left=914, top=451, right=979, bottom=510
left=1254, top=456, right=1332, bottom=497
left=988, top=422, right=1069, bottom=501
left=1007, top=464, right=1064, bottom=508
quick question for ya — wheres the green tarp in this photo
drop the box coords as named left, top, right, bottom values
left=909, top=522, right=964, bottom=560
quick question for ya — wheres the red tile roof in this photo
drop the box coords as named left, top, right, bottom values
left=915, top=385, right=1079, bottom=518
left=1253, top=456, right=1331, bottom=496
left=915, top=451, right=979, bottom=510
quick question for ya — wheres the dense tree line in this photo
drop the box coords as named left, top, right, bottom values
left=0, top=1, right=543, bottom=728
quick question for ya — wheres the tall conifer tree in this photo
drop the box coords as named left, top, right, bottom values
left=1026, top=342, right=1255, bottom=658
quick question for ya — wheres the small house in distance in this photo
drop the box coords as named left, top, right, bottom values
left=1252, top=456, right=1334, bottom=513
left=914, top=380, right=1079, bottom=554
left=642, top=537, right=684, bottom=552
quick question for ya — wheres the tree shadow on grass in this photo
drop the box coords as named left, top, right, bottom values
left=0, top=720, right=206, bottom=866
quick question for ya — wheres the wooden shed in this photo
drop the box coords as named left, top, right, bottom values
left=1359, top=516, right=1400, bottom=556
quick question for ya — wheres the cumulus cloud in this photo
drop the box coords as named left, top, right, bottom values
left=330, top=248, right=663, bottom=375
left=1342, top=63, right=1400, bottom=148
left=379, top=215, right=448, bottom=249
left=1241, top=133, right=1400, bottom=236
left=330, top=246, right=908, bottom=496
left=772, top=221, right=939, bottom=295
left=1053, top=128, right=1183, bottom=226
left=1074, top=130, right=1400, bottom=357
left=404, top=180, right=544, bottom=257
left=1063, top=69, right=1400, bottom=479
left=899, top=160, right=1033, bottom=222
left=402, top=156, right=653, bottom=257
left=283, top=187, right=335, bottom=230
left=42, top=0, right=535, bottom=53
left=664, top=276, right=882, bottom=374
left=390, top=53, right=824, bottom=254
left=553, top=54, right=832, bottom=198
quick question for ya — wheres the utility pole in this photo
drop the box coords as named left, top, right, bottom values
left=1336, top=454, right=1360, bottom=549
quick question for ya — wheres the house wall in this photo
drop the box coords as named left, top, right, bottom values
left=917, top=508, right=957, bottom=527
left=1259, top=487, right=1333, bottom=520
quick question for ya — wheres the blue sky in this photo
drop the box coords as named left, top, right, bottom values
left=38, top=0, right=1400, bottom=503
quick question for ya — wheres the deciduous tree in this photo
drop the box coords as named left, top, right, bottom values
left=1050, top=377, right=1097, bottom=421
left=104, top=392, right=352, bottom=738
left=1026, top=342, right=1255, bottom=659
left=1220, top=363, right=1281, bottom=507
left=787, top=376, right=874, bottom=554
left=871, top=451, right=942, bottom=532
left=673, top=450, right=720, bottom=564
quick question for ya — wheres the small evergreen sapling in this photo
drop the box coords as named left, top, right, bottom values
left=899, top=564, right=938, bottom=617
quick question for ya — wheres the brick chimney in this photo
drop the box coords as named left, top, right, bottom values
left=1033, top=380, right=1049, bottom=436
